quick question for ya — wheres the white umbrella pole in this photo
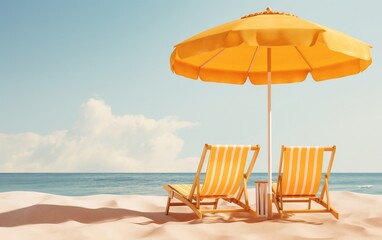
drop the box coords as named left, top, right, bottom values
left=267, top=47, right=272, bottom=219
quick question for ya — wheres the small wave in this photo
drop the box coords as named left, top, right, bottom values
left=358, top=185, right=373, bottom=189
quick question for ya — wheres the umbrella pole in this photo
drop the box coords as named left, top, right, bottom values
left=267, top=47, right=273, bottom=219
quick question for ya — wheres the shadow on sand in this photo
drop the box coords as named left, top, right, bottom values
left=0, top=204, right=321, bottom=227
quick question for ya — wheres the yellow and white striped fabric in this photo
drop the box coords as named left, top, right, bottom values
left=169, top=145, right=251, bottom=199
left=281, top=146, right=324, bottom=196
left=200, top=145, right=250, bottom=197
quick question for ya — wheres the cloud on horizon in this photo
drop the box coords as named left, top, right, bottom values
left=0, top=98, right=198, bottom=172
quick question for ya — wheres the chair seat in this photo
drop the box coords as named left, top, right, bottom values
left=168, top=184, right=194, bottom=198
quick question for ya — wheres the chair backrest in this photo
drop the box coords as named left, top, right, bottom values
left=199, top=145, right=253, bottom=197
left=279, top=146, right=331, bottom=196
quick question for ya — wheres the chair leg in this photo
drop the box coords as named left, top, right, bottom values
left=329, top=207, right=339, bottom=219
left=165, top=191, right=174, bottom=215
left=213, top=199, right=219, bottom=210
left=276, top=201, right=282, bottom=214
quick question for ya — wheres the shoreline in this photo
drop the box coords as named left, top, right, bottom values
left=1, top=190, right=382, bottom=239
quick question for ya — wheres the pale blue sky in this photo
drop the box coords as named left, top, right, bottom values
left=0, top=0, right=381, bottom=172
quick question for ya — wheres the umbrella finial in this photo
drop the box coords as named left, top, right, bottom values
left=241, top=8, right=297, bottom=19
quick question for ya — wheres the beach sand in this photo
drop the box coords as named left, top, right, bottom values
left=0, top=190, right=381, bottom=240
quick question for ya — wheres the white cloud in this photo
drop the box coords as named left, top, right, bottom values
left=0, top=98, right=199, bottom=172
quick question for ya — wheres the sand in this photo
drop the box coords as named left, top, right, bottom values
left=0, top=190, right=381, bottom=240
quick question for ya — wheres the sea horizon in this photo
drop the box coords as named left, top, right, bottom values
left=1, top=172, right=381, bottom=196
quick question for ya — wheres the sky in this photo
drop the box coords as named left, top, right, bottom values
left=0, top=0, right=381, bottom=172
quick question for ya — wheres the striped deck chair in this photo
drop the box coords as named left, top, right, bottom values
left=272, top=145, right=338, bottom=219
left=163, top=144, right=260, bottom=219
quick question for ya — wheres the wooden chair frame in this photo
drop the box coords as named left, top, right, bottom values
left=163, top=144, right=260, bottom=219
left=272, top=145, right=339, bottom=219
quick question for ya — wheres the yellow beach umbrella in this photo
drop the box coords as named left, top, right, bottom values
left=170, top=8, right=372, bottom=218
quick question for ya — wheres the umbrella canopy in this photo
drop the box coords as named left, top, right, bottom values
left=169, top=7, right=372, bottom=219
left=171, top=8, right=372, bottom=84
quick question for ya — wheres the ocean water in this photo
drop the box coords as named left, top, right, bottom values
left=0, top=173, right=381, bottom=196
